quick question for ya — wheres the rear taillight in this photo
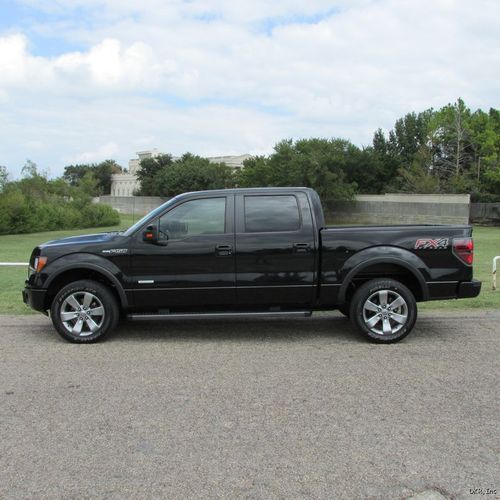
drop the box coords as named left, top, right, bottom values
left=453, top=237, right=474, bottom=266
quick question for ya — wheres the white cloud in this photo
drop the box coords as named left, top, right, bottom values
left=0, top=34, right=176, bottom=92
left=0, top=0, right=499, bottom=177
left=67, top=141, right=119, bottom=164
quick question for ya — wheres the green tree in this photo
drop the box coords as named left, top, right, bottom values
left=378, top=109, right=435, bottom=192
left=387, top=110, right=433, bottom=165
left=21, top=159, right=39, bottom=178
left=342, top=147, right=387, bottom=194
left=236, top=156, right=272, bottom=187
left=63, top=164, right=92, bottom=186
left=63, top=160, right=122, bottom=195
left=371, top=128, right=402, bottom=189
left=16, top=161, right=53, bottom=203
left=373, top=100, right=500, bottom=195
left=430, top=98, right=472, bottom=183
left=397, top=147, right=440, bottom=193
left=155, top=154, right=235, bottom=196
left=72, top=172, right=99, bottom=209
left=136, top=154, right=173, bottom=195
left=238, top=139, right=357, bottom=201
left=468, top=108, right=500, bottom=195
left=94, top=159, right=122, bottom=194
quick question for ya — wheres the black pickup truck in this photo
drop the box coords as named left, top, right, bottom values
left=23, top=187, right=481, bottom=343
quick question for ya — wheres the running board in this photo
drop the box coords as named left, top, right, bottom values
left=127, top=311, right=312, bottom=321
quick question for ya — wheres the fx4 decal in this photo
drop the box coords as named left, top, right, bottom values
left=415, top=238, right=449, bottom=250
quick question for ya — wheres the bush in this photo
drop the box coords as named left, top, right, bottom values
left=80, top=203, right=120, bottom=228
left=470, top=192, right=500, bottom=203
left=0, top=190, right=36, bottom=234
left=0, top=184, right=120, bottom=235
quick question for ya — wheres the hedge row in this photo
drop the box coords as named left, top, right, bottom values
left=0, top=190, right=119, bottom=235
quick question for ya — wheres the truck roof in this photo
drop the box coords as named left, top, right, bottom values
left=177, top=187, right=317, bottom=197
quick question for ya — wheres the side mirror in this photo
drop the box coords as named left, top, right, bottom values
left=143, top=225, right=158, bottom=244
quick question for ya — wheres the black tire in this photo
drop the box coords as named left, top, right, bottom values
left=338, top=304, right=350, bottom=317
left=349, top=279, right=417, bottom=343
left=50, top=280, right=119, bottom=343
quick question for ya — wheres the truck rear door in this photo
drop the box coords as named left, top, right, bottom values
left=234, top=191, right=317, bottom=308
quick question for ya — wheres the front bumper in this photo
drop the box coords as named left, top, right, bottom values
left=23, top=284, right=48, bottom=314
left=457, top=280, right=482, bottom=299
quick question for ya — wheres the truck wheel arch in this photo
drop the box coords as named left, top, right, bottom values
left=44, top=264, right=128, bottom=310
left=338, top=257, right=429, bottom=304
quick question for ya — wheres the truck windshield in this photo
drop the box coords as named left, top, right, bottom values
left=123, top=196, right=180, bottom=236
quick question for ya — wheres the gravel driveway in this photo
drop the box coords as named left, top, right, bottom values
left=1, top=311, right=499, bottom=499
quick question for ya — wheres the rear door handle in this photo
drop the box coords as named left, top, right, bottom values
left=293, top=243, right=311, bottom=253
left=215, top=244, right=233, bottom=256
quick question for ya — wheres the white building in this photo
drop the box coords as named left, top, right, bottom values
left=110, top=149, right=251, bottom=197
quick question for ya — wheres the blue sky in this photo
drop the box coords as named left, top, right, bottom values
left=0, top=0, right=499, bottom=178
left=0, top=1, right=83, bottom=55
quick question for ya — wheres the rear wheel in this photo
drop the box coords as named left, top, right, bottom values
left=50, top=280, right=119, bottom=343
left=349, top=279, right=417, bottom=343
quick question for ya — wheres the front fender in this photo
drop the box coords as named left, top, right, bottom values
left=36, top=253, right=128, bottom=307
left=338, top=246, right=430, bottom=302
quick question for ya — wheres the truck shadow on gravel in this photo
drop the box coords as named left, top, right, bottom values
left=27, top=313, right=465, bottom=344
left=106, top=315, right=371, bottom=344
left=103, top=313, right=478, bottom=344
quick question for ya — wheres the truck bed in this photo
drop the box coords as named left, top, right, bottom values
left=318, top=224, right=474, bottom=304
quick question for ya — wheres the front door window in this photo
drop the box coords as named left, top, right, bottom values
left=158, top=197, right=226, bottom=241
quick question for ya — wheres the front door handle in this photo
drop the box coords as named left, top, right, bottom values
left=293, top=243, right=311, bottom=253
left=215, top=244, right=233, bottom=257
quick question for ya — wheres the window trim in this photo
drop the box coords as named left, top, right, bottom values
left=242, top=194, right=303, bottom=234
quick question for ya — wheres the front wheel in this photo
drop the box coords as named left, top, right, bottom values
left=338, top=304, right=350, bottom=317
left=349, top=279, right=417, bottom=343
left=50, top=280, right=119, bottom=343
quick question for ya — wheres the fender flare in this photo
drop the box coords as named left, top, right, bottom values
left=338, top=256, right=429, bottom=303
left=44, top=262, right=128, bottom=308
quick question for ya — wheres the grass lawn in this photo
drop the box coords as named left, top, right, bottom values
left=0, top=219, right=499, bottom=314
left=0, top=214, right=137, bottom=314
left=420, top=226, right=500, bottom=311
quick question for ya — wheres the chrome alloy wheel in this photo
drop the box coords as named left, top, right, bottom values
left=362, top=289, right=408, bottom=336
left=60, top=292, right=105, bottom=337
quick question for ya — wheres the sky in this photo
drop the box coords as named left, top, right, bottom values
left=0, top=0, right=499, bottom=178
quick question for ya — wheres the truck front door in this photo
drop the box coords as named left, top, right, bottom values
left=130, top=195, right=236, bottom=310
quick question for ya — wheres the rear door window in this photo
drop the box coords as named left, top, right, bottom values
left=244, top=195, right=301, bottom=233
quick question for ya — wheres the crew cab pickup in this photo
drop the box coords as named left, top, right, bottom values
left=23, top=187, right=481, bottom=343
